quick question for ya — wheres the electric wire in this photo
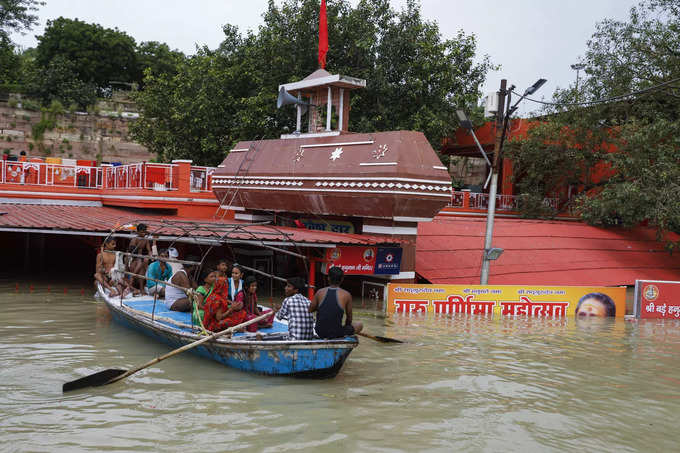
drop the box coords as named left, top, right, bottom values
left=514, top=76, right=680, bottom=108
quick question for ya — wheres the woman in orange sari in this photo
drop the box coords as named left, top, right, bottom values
left=202, top=277, right=247, bottom=332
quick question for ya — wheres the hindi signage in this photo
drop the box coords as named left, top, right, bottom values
left=634, top=280, right=680, bottom=319
left=387, top=284, right=626, bottom=317
left=324, top=246, right=402, bottom=275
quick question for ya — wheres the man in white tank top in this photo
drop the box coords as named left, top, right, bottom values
left=165, top=254, right=198, bottom=312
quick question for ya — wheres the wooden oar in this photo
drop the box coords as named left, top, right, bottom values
left=63, top=311, right=273, bottom=393
left=357, top=332, right=403, bottom=343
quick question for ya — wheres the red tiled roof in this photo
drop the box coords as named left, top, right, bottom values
left=0, top=203, right=396, bottom=246
left=417, top=216, right=680, bottom=286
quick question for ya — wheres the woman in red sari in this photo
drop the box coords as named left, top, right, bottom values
left=240, top=276, right=274, bottom=332
left=202, top=277, right=247, bottom=332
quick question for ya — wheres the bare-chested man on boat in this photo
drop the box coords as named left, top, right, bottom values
left=94, top=238, right=128, bottom=296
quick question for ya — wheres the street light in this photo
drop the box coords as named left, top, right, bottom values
left=477, top=78, right=547, bottom=285
left=571, top=63, right=586, bottom=101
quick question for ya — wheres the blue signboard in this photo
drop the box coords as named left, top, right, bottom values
left=374, top=247, right=402, bottom=275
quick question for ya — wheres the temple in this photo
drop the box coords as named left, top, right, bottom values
left=213, top=68, right=452, bottom=283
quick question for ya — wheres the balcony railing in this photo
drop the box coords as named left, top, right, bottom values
left=0, top=160, right=216, bottom=192
left=448, top=190, right=558, bottom=212
left=0, top=160, right=103, bottom=189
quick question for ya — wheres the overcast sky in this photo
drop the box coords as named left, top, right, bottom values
left=10, top=0, right=639, bottom=115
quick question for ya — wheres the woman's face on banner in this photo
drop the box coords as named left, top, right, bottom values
left=576, top=297, right=608, bottom=317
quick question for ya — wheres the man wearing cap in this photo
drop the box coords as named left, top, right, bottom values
left=275, top=277, right=314, bottom=340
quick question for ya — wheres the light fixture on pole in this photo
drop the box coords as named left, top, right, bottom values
left=477, top=78, right=547, bottom=285
left=570, top=63, right=585, bottom=101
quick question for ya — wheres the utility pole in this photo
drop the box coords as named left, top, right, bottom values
left=480, top=79, right=507, bottom=285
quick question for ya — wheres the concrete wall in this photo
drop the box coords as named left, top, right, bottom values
left=0, top=104, right=152, bottom=164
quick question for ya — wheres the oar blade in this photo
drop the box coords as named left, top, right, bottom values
left=373, top=335, right=404, bottom=343
left=63, top=369, right=127, bottom=393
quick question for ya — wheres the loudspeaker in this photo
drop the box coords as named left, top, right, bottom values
left=277, top=87, right=311, bottom=109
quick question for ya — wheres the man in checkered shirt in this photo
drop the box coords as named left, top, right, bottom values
left=276, top=277, right=315, bottom=340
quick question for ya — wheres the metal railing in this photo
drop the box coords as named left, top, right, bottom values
left=190, top=166, right=215, bottom=192
left=0, top=160, right=102, bottom=189
left=448, top=190, right=558, bottom=212
left=1, top=160, right=216, bottom=192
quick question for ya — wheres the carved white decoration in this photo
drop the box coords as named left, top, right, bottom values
left=294, top=149, right=304, bottom=162
left=330, top=147, right=343, bottom=161
left=372, top=144, right=388, bottom=159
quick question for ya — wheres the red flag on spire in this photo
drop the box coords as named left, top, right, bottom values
left=318, top=0, right=328, bottom=68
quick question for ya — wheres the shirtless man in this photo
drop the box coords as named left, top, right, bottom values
left=94, top=238, right=124, bottom=296
left=309, top=267, right=363, bottom=338
left=128, top=223, right=153, bottom=292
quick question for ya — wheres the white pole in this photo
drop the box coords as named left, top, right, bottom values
left=338, top=88, right=344, bottom=131
left=296, top=93, right=302, bottom=133
left=326, top=86, right=332, bottom=131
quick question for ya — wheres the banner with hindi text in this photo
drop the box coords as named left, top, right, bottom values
left=386, top=284, right=626, bottom=317
left=634, top=280, right=680, bottom=319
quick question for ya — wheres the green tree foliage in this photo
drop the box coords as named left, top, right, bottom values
left=132, top=0, right=493, bottom=165
left=507, top=0, right=680, bottom=242
left=134, top=41, right=185, bottom=82
left=22, top=55, right=98, bottom=108
left=0, top=0, right=43, bottom=86
left=35, top=17, right=138, bottom=91
left=0, top=0, right=43, bottom=38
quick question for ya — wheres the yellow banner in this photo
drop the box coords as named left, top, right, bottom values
left=387, top=284, right=627, bottom=318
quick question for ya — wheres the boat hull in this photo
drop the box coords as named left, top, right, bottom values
left=103, top=293, right=357, bottom=378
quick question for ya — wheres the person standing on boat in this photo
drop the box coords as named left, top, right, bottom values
left=276, top=277, right=314, bottom=340
left=165, top=254, right=198, bottom=312
left=310, top=267, right=363, bottom=338
left=145, top=249, right=172, bottom=296
left=128, top=223, right=153, bottom=293
left=240, top=275, right=274, bottom=332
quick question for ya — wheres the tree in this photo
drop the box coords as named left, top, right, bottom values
left=507, top=0, right=680, bottom=243
left=22, top=55, right=97, bottom=108
left=35, top=17, right=138, bottom=91
left=0, top=0, right=43, bottom=86
left=134, top=41, right=185, bottom=83
left=0, top=0, right=43, bottom=39
left=132, top=0, right=494, bottom=165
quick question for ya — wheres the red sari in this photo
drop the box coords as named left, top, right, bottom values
left=202, top=278, right=247, bottom=332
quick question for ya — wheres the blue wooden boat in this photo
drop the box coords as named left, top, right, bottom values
left=98, top=285, right=358, bottom=378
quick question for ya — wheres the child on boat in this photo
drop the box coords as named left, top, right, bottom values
left=239, top=275, right=274, bottom=332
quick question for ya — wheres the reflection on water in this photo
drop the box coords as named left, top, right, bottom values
left=2, top=281, right=680, bottom=452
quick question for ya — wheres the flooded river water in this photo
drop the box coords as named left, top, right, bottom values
left=2, top=280, right=680, bottom=452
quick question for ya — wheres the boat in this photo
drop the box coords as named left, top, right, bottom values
left=98, top=284, right=358, bottom=378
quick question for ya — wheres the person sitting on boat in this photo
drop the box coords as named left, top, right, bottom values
left=203, top=276, right=248, bottom=332
left=216, top=259, right=229, bottom=278
left=275, top=277, right=314, bottom=340
left=240, top=275, right=274, bottom=332
left=167, top=247, right=181, bottom=273
left=193, top=270, right=217, bottom=327
left=227, top=264, right=244, bottom=301
left=127, top=223, right=153, bottom=293
left=165, top=254, right=198, bottom=312
left=94, top=237, right=126, bottom=296
left=145, top=249, right=172, bottom=296
left=309, top=267, right=363, bottom=338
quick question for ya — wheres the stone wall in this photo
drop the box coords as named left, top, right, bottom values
left=0, top=104, right=152, bottom=163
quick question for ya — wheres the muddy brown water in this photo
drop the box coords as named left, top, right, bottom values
left=2, top=280, right=679, bottom=452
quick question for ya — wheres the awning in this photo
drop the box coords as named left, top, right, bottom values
left=0, top=203, right=399, bottom=248
left=417, top=216, right=680, bottom=286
